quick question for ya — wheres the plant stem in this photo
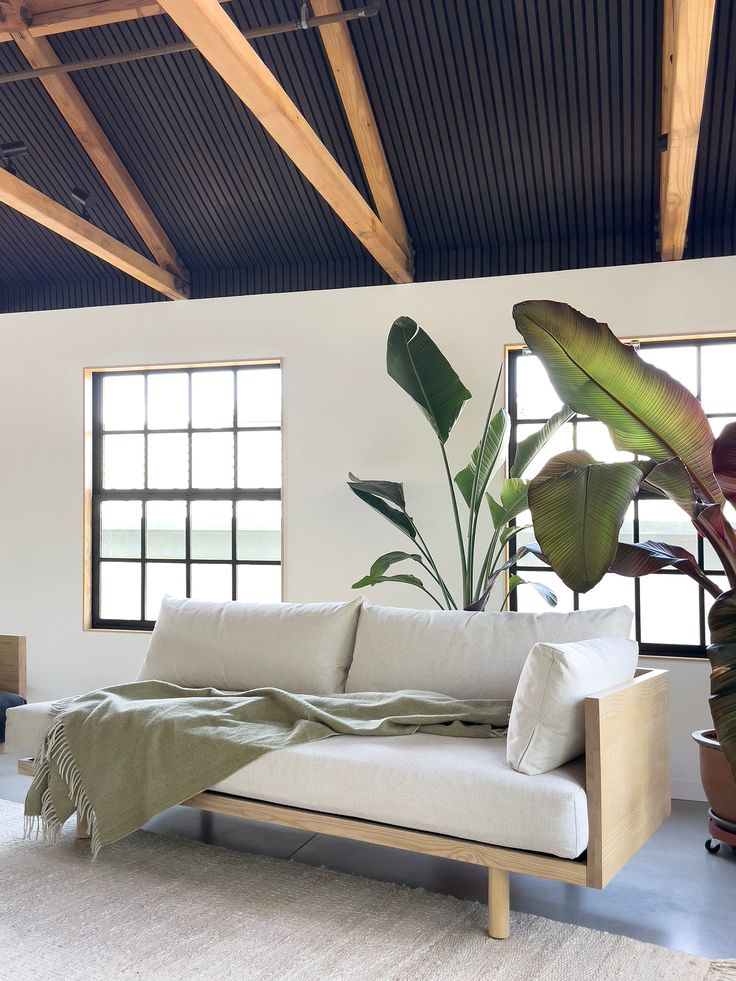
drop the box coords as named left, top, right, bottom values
left=416, top=553, right=452, bottom=607
left=414, top=529, right=458, bottom=609
left=417, top=584, right=445, bottom=609
left=466, top=371, right=502, bottom=598
left=441, top=443, right=469, bottom=606
left=694, top=511, right=736, bottom=590
left=474, top=524, right=502, bottom=601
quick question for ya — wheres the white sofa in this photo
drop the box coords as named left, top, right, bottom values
left=5, top=597, right=670, bottom=939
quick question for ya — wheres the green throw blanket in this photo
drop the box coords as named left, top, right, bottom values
left=25, top=682, right=511, bottom=856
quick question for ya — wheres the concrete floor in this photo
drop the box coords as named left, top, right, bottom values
left=1, top=751, right=733, bottom=961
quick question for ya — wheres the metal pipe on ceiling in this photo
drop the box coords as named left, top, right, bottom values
left=0, top=2, right=380, bottom=86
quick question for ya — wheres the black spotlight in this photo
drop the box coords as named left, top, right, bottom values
left=0, top=141, right=28, bottom=175
left=71, top=186, right=95, bottom=224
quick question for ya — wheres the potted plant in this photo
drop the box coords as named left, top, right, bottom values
left=509, top=300, right=736, bottom=815
left=348, top=316, right=572, bottom=611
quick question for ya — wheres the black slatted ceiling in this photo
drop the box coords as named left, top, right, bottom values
left=354, top=0, right=660, bottom=274
left=0, top=0, right=702, bottom=314
left=0, top=255, right=387, bottom=313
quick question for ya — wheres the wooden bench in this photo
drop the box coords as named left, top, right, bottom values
left=0, top=635, right=26, bottom=700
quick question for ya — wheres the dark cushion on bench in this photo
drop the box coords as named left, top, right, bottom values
left=0, top=691, right=26, bottom=742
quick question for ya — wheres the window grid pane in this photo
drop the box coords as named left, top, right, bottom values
left=91, top=363, right=282, bottom=629
left=508, top=339, right=735, bottom=658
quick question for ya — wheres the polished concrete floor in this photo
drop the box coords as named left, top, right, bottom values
left=1, top=751, right=733, bottom=961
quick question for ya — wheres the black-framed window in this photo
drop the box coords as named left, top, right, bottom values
left=88, top=362, right=282, bottom=630
left=507, top=336, right=736, bottom=658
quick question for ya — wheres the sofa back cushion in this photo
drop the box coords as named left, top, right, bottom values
left=138, top=595, right=362, bottom=694
left=344, top=603, right=633, bottom=699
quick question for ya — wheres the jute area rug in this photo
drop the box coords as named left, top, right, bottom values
left=0, top=799, right=732, bottom=980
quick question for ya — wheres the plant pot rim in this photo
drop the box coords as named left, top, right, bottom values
left=692, top=728, right=721, bottom=750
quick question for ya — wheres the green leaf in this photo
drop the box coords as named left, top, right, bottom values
left=528, top=454, right=656, bottom=592
left=713, top=421, right=736, bottom=507
left=368, top=551, right=423, bottom=577
left=487, top=477, right=529, bottom=527
left=528, top=449, right=596, bottom=479
left=455, top=408, right=510, bottom=508
left=707, top=589, right=736, bottom=777
left=610, top=540, right=721, bottom=597
left=508, top=574, right=558, bottom=607
left=642, top=459, right=697, bottom=516
left=387, top=316, right=472, bottom=444
left=347, top=476, right=417, bottom=540
left=512, top=301, right=723, bottom=502
left=352, top=573, right=425, bottom=590
left=509, top=403, right=575, bottom=478
left=499, top=524, right=530, bottom=548
left=347, top=474, right=406, bottom=508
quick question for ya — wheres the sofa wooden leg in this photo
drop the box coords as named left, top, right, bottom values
left=76, top=814, right=91, bottom=840
left=487, top=868, right=510, bottom=939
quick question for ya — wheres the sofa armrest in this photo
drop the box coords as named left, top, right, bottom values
left=584, top=667, right=670, bottom=888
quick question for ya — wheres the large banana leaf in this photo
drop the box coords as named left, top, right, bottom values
left=528, top=452, right=655, bottom=592
left=347, top=475, right=417, bottom=540
left=512, top=301, right=723, bottom=503
left=387, top=317, right=471, bottom=444
left=642, top=459, right=698, bottom=516
left=707, top=589, right=736, bottom=778
left=610, top=540, right=721, bottom=597
left=455, top=408, right=509, bottom=508
left=509, top=403, right=574, bottom=478
left=713, top=421, right=736, bottom=507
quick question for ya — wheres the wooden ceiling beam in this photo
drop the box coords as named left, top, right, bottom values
left=156, top=0, right=413, bottom=284
left=311, top=0, right=410, bottom=259
left=0, top=0, right=32, bottom=31
left=0, top=0, right=230, bottom=42
left=9, top=27, right=188, bottom=282
left=0, top=166, right=188, bottom=298
left=659, top=0, right=717, bottom=261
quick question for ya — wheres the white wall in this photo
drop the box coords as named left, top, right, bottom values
left=2, top=255, right=733, bottom=800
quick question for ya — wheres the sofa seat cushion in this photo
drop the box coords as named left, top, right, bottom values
left=345, top=603, right=634, bottom=699
left=6, top=702, right=587, bottom=859
left=3, top=701, right=54, bottom=757
left=137, top=595, right=363, bottom=694
left=211, top=734, right=588, bottom=860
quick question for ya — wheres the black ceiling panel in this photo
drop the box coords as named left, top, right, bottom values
left=0, top=0, right=719, bottom=314
left=355, top=0, right=660, bottom=274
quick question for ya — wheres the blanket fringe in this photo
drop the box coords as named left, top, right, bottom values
left=24, top=707, right=102, bottom=857
left=708, top=961, right=736, bottom=979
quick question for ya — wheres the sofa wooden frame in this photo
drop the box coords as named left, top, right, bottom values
left=17, top=667, right=670, bottom=940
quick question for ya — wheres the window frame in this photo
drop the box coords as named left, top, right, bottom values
left=505, top=333, right=736, bottom=660
left=84, top=359, right=283, bottom=632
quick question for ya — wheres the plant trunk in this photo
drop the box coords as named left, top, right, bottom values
left=706, top=639, right=736, bottom=782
